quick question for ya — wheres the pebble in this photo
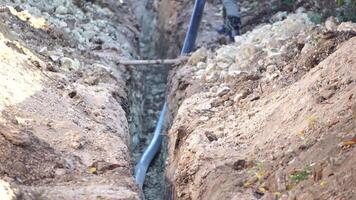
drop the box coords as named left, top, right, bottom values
left=337, top=22, right=356, bottom=32
left=234, top=89, right=251, bottom=102
left=199, top=116, right=210, bottom=121
left=60, top=57, right=81, bottom=71
left=319, top=88, right=335, bottom=100
left=55, top=168, right=67, bottom=176
left=217, top=86, right=230, bottom=97
left=211, top=98, right=224, bottom=107
left=224, top=100, right=234, bottom=107
left=196, top=62, right=206, bottom=69
left=275, top=170, right=287, bottom=191
left=249, top=94, right=260, bottom=101
left=205, top=131, right=218, bottom=142
left=325, top=16, right=338, bottom=31
left=203, top=71, right=219, bottom=82
left=188, top=48, right=207, bottom=65
left=266, top=65, right=278, bottom=73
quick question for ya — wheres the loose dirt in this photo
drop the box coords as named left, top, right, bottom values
left=165, top=11, right=356, bottom=200
left=0, top=0, right=140, bottom=199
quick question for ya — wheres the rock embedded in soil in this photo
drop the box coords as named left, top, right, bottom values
left=60, top=57, right=81, bottom=72
left=0, top=0, right=141, bottom=199
left=165, top=6, right=356, bottom=199
left=187, top=47, right=208, bottom=66
left=0, top=130, right=31, bottom=146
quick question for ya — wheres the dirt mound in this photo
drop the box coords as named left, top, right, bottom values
left=0, top=0, right=140, bottom=199
left=165, top=11, right=356, bottom=199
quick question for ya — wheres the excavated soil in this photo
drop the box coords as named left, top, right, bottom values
left=1, top=0, right=356, bottom=200
left=165, top=10, right=356, bottom=200
left=0, top=0, right=141, bottom=199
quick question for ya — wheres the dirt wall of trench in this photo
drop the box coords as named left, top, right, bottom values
left=161, top=1, right=356, bottom=199
left=0, top=1, right=142, bottom=199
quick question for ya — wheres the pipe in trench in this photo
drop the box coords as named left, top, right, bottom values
left=134, top=0, right=207, bottom=189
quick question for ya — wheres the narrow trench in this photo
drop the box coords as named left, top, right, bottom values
left=128, top=0, right=170, bottom=199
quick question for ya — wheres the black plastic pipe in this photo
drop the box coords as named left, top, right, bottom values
left=181, top=0, right=207, bottom=54
left=135, top=0, right=206, bottom=189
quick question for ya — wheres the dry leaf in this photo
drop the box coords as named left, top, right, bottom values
left=297, top=130, right=306, bottom=139
left=339, top=137, right=356, bottom=149
left=320, top=181, right=327, bottom=188
left=88, top=167, right=97, bottom=174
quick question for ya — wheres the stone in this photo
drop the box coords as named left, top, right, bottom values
left=13, top=161, right=27, bottom=174
left=221, top=94, right=230, bottom=101
left=196, top=62, right=206, bottom=69
left=188, top=48, right=207, bottom=66
left=234, top=89, right=251, bottom=102
left=301, top=42, right=313, bottom=55
left=0, top=130, right=31, bottom=146
left=270, top=11, right=288, bottom=23
left=203, top=71, right=219, bottom=82
left=275, top=170, right=287, bottom=192
left=325, top=16, right=338, bottom=31
left=211, top=98, right=224, bottom=108
left=319, top=89, right=335, bottom=100
left=60, top=57, right=81, bottom=71
left=206, top=63, right=218, bottom=72
left=46, top=63, right=59, bottom=72
left=199, top=116, right=210, bottom=121
left=337, top=22, right=356, bottom=32
left=266, top=65, right=278, bottom=73
left=224, top=100, right=234, bottom=107
left=205, top=131, right=218, bottom=142
left=70, top=141, right=82, bottom=149
left=216, top=45, right=239, bottom=63
left=48, top=51, right=64, bottom=62
left=55, top=5, right=68, bottom=15
left=217, top=86, right=230, bottom=97
left=279, top=194, right=289, bottom=200
left=67, top=131, right=85, bottom=149
left=232, top=159, right=246, bottom=170
left=55, top=168, right=67, bottom=176
left=284, top=64, right=293, bottom=72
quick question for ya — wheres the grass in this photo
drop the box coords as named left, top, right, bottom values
left=289, top=165, right=311, bottom=183
left=336, top=0, right=356, bottom=22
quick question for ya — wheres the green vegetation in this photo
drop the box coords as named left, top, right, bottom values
left=308, top=13, right=323, bottom=24
left=289, top=166, right=312, bottom=184
left=336, top=0, right=356, bottom=22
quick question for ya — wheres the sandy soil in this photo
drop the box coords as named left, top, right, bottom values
left=165, top=10, right=356, bottom=200
left=0, top=1, right=141, bottom=199
left=0, top=0, right=355, bottom=200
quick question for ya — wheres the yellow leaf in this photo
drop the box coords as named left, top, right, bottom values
left=341, top=140, right=356, bottom=146
left=307, top=116, right=317, bottom=129
left=244, top=181, right=252, bottom=187
left=256, top=171, right=266, bottom=180
left=286, top=184, right=295, bottom=190
left=339, top=138, right=356, bottom=148
left=258, top=187, right=267, bottom=193
left=320, top=181, right=327, bottom=188
left=88, top=167, right=97, bottom=174
left=274, top=192, right=281, bottom=196
left=297, top=130, right=305, bottom=138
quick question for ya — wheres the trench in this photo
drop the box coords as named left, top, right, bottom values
left=127, top=0, right=170, bottom=199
